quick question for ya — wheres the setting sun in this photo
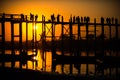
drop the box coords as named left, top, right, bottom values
left=34, top=25, right=38, bottom=30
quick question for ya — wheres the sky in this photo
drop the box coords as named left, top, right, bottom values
left=0, top=0, right=120, bottom=41
left=0, top=0, right=120, bottom=18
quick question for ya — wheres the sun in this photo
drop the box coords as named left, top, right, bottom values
left=34, top=25, right=38, bottom=30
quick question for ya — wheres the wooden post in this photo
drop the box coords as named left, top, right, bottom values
left=69, top=15, right=73, bottom=74
left=77, top=16, right=80, bottom=74
left=35, top=22, right=37, bottom=50
left=19, top=22, right=22, bottom=48
left=41, top=15, right=44, bottom=70
left=51, top=14, right=56, bottom=72
left=42, top=15, right=46, bottom=71
left=11, top=15, right=14, bottom=55
left=86, top=17, right=89, bottom=75
left=11, top=22, right=14, bottom=47
left=44, top=16, right=46, bottom=71
left=77, top=16, right=80, bottom=54
left=33, top=15, right=37, bottom=56
left=10, top=14, right=16, bottom=68
left=108, top=18, right=112, bottom=76
left=1, top=13, right=5, bottom=55
left=1, top=13, right=5, bottom=67
left=26, top=16, right=28, bottom=47
left=25, top=15, right=28, bottom=69
left=41, top=15, right=46, bottom=71
left=115, top=18, right=118, bottom=76
left=101, top=17, right=104, bottom=75
left=61, top=16, right=64, bottom=73
left=94, top=18, right=97, bottom=75
left=42, top=15, right=44, bottom=34
left=109, top=18, right=112, bottom=42
left=115, top=19, right=118, bottom=40
left=19, top=19, right=22, bottom=69
left=25, top=15, right=28, bottom=71
left=61, top=16, right=64, bottom=55
left=108, top=18, right=112, bottom=56
left=69, top=15, right=73, bottom=55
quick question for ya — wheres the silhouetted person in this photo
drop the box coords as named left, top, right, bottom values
left=73, top=16, right=75, bottom=23
left=51, top=14, right=55, bottom=21
left=81, top=17, right=83, bottom=23
left=21, top=14, right=24, bottom=21
left=106, top=18, right=109, bottom=23
left=86, top=16, right=90, bottom=22
left=25, top=15, right=27, bottom=21
left=76, top=16, right=80, bottom=23
left=84, top=16, right=87, bottom=22
left=35, top=14, right=38, bottom=21
left=2, top=13, right=5, bottom=18
left=111, top=17, right=114, bottom=24
left=69, top=15, right=72, bottom=22
left=101, top=17, right=104, bottom=23
left=30, top=13, right=34, bottom=21
left=107, top=18, right=111, bottom=24
left=115, top=18, right=118, bottom=24
left=57, top=14, right=60, bottom=22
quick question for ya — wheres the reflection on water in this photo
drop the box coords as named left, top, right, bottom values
left=0, top=49, right=120, bottom=76
left=2, top=49, right=52, bottom=71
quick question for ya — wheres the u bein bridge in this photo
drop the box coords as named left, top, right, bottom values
left=0, top=13, right=120, bottom=75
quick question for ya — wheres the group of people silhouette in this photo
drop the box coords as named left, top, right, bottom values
left=101, top=17, right=118, bottom=24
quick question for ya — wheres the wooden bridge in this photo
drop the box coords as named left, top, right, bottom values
left=0, top=13, right=120, bottom=76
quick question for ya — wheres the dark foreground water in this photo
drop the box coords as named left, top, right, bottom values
left=0, top=49, right=120, bottom=76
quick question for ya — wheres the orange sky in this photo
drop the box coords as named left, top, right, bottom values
left=0, top=0, right=120, bottom=19
left=0, top=0, right=120, bottom=41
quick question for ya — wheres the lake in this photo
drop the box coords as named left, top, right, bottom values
left=0, top=49, right=120, bottom=76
